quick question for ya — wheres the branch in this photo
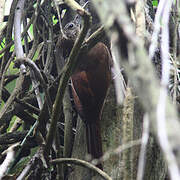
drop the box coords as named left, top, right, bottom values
left=16, top=145, right=46, bottom=180
left=14, top=0, right=26, bottom=73
left=121, top=87, right=134, bottom=179
left=0, top=52, right=15, bottom=104
left=0, top=11, right=36, bottom=56
left=137, top=114, right=149, bottom=180
left=156, top=1, right=179, bottom=179
left=51, top=158, right=112, bottom=180
left=0, top=74, right=24, bottom=126
left=0, top=131, right=28, bottom=145
left=63, top=88, right=73, bottom=158
left=0, top=143, right=19, bottom=179
left=14, top=57, right=53, bottom=113
left=0, top=0, right=28, bottom=126
left=0, top=0, right=18, bottom=73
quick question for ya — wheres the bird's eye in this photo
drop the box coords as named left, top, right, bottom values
left=68, top=23, right=74, bottom=29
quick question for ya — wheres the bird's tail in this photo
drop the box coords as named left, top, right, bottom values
left=86, top=120, right=103, bottom=169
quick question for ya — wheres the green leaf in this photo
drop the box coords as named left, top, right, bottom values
left=152, top=0, right=158, bottom=7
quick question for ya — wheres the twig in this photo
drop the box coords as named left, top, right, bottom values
left=82, top=26, right=105, bottom=50
left=15, top=98, right=40, bottom=115
left=51, top=158, right=112, bottom=180
left=135, top=0, right=145, bottom=39
left=172, top=2, right=179, bottom=103
left=26, top=16, right=39, bottom=59
left=53, top=0, right=66, bottom=38
left=63, top=89, right=73, bottom=158
left=148, top=0, right=166, bottom=59
left=137, top=114, right=149, bottom=180
left=5, top=0, right=40, bottom=174
left=9, top=118, right=22, bottom=133
left=0, top=41, right=14, bottom=55
left=15, top=57, right=53, bottom=113
left=100, top=139, right=141, bottom=164
left=0, top=74, right=24, bottom=127
left=0, top=143, right=19, bottom=179
left=16, top=163, right=32, bottom=180
left=111, top=41, right=126, bottom=104
left=156, top=1, right=180, bottom=179
left=7, top=121, right=38, bottom=173
left=0, top=25, right=7, bottom=47
left=23, top=18, right=29, bottom=56
left=16, top=145, right=45, bottom=180
left=121, top=87, right=134, bottom=180
left=0, top=12, right=36, bottom=56
left=63, top=0, right=85, bottom=14
left=170, top=55, right=179, bottom=104
left=14, top=0, right=26, bottom=73
left=0, top=0, right=18, bottom=73
left=62, top=87, right=73, bottom=176
left=0, top=52, right=15, bottom=105
left=43, top=1, right=54, bottom=75
left=0, top=131, right=28, bottom=145
left=25, top=2, right=45, bottom=112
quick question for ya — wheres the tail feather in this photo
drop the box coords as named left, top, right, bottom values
left=86, top=120, right=103, bottom=169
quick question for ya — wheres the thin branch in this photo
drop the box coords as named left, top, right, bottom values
left=0, top=0, right=18, bottom=73
left=43, top=1, right=54, bottom=75
left=172, top=2, right=179, bottom=103
left=62, top=87, right=73, bottom=176
left=111, top=36, right=126, bottom=104
left=14, top=0, right=26, bottom=73
left=0, top=52, right=15, bottom=104
left=100, top=139, right=141, bottom=164
left=0, top=0, right=26, bottom=127
left=15, top=57, right=53, bottom=113
left=63, top=89, right=73, bottom=154
left=156, top=1, right=180, bottom=179
left=148, top=0, right=165, bottom=59
left=121, top=87, right=134, bottom=180
left=0, top=131, right=28, bottom=145
left=53, top=0, right=66, bottom=38
left=63, top=0, right=85, bottom=14
left=16, top=145, right=45, bottom=180
left=0, top=143, right=19, bottom=179
left=7, top=121, right=39, bottom=173
left=135, top=0, right=145, bottom=39
left=0, top=11, right=36, bottom=56
left=51, top=158, right=112, bottom=180
left=137, top=114, right=149, bottom=180
left=0, top=74, right=24, bottom=127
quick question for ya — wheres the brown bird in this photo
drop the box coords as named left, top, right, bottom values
left=61, top=21, right=112, bottom=169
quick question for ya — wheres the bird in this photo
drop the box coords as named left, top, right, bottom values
left=57, top=20, right=112, bottom=169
